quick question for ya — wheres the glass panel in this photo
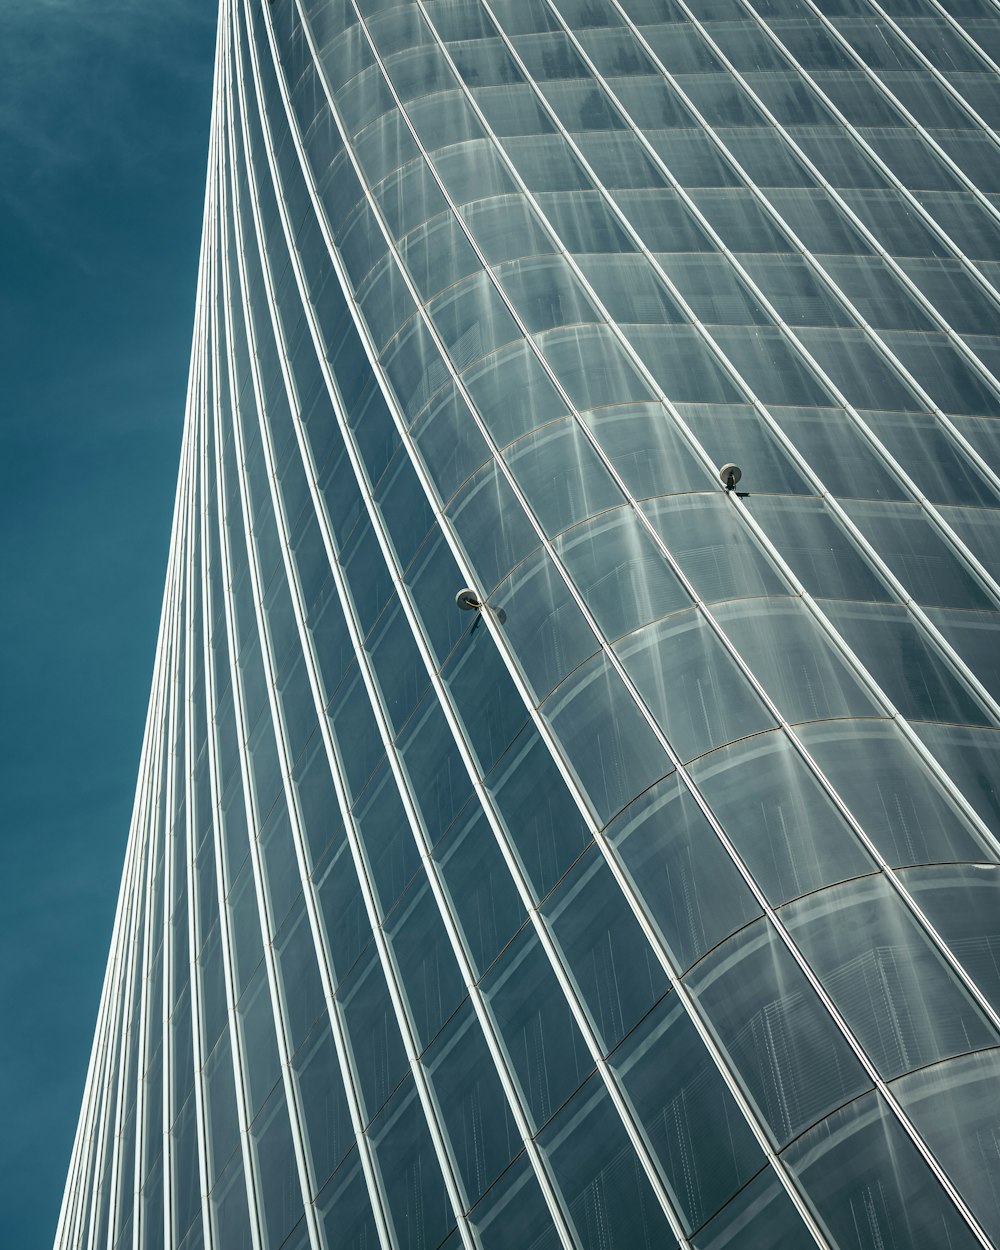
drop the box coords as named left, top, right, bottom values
left=448, top=461, right=540, bottom=594
left=423, top=1002, right=520, bottom=1208
left=502, top=417, right=623, bottom=537
left=490, top=547, right=598, bottom=703
left=691, top=730, right=876, bottom=904
left=468, top=1153, right=561, bottom=1250
left=642, top=494, right=788, bottom=605
left=353, top=761, right=420, bottom=919
left=927, top=608, right=1000, bottom=708
left=611, top=991, right=765, bottom=1233
left=488, top=723, right=592, bottom=901
left=536, top=1072, right=680, bottom=1250
left=463, top=339, right=566, bottom=448
left=607, top=773, right=762, bottom=972
left=894, top=1049, right=1000, bottom=1247
left=432, top=800, right=528, bottom=977
left=441, top=611, right=530, bottom=776
left=692, top=1164, right=814, bottom=1250
left=385, top=873, right=466, bottom=1053
left=339, top=944, right=408, bottom=1122
left=316, top=1150, right=380, bottom=1250
left=673, top=403, right=813, bottom=497
left=686, top=919, right=872, bottom=1147
left=542, top=844, right=670, bottom=1054
left=238, top=964, right=281, bottom=1119
left=556, top=504, right=692, bottom=642
left=581, top=402, right=708, bottom=499
left=912, top=723, right=1000, bottom=841
left=823, top=600, right=993, bottom=728
left=274, top=900, right=326, bottom=1056
left=748, top=496, right=890, bottom=603
left=715, top=598, right=882, bottom=724
left=250, top=1084, right=304, bottom=1250
left=397, top=692, right=470, bottom=848
left=368, top=1077, right=455, bottom=1250
left=769, top=404, right=905, bottom=502
left=204, top=1033, right=240, bottom=1188
left=210, top=1154, right=253, bottom=1250
left=897, top=865, right=1000, bottom=1015
left=783, top=1091, right=980, bottom=1250
left=844, top=500, right=994, bottom=611
left=410, top=383, right=491, bottom=504
left=292, top=1023, right=353, bottom=1196
left=615, top=610, right=775, bottom=762
left=799, top=720, right=991, bottom=866
left=314, top=835, right=368, bottom=988
left=541, top=652, right=672, bottom=826
left=784, top=875, right=998, bottom=1080
left=481, top=925, right=593, bottom=1130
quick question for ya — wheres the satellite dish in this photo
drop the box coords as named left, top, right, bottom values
left=719, top=463, right=742, bottom=491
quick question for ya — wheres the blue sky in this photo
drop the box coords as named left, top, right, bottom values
left=0, top=1, right=217, bottom=1241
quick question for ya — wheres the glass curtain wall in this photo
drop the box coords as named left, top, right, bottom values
left=56, top=1, right=1000, bottom=1249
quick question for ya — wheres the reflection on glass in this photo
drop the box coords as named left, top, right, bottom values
left=800, top=721, right=992, bottom=866
left=784, top=1092, right=980, bottom=1250
left=611, top=993, right=763, bottom=1234
left=542, top=844, right=670, bottom=1054
left=616, top=610, right=774, bottom=762
left=686, top=919, right=871, bottom=1147
left=607, top=773, right=761, bottom=972
left=785, top=875, right=999, bottom=1080
left=897, top=865, right=1000, bottom=1015
left=692, top=1164, right=814, bottom=1250
left=537, top=1073, right=679, bottom=1250
left=894, top=1050, right=1000, bottom=1248
left=542, top=652, right=671, bottom=826
left=693, top=730, right=874, bottom=903
left=468, top=1152, right=562, bottom=1250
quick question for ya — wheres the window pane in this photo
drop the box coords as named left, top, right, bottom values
left=606, top=773, right=762, bottom=972
left=537, top=1072, right=680, bottom=1249
left=783, top=1092, right=980, bottom=1250
left=685, top=919, right=871, bottom=1146
left=784, top=875, right=998, bottom=1080
left=611, top=993, right=763, bottom=1234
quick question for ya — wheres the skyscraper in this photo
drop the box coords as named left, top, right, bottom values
left=56, top=0, right=1000, bottom=1247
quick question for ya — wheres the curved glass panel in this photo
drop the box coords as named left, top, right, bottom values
left=897, top=864, right=1000, bottom=1014
left=606, top=772, right=761, bottom=973
left=712, top=598, right=881, bottom=724
left=784, top=875, right=999, bottom=1080
left=783, top=1091, right=981, bottom=1250
left=893, top=1049, right=1000, bottom=1247
left=692, top=1165, right=815, bottom=1250
left=616, top=610, right=775, bottom=762
left=609, top=993, right=763, bottom=1236
left=691, top=730, right=875, bottom=904
left=798, top=720, right=992, bottom=866
left=686, top=919, right=871, bottom=1147
left=536, top=1072, right=680, bottom=1250
left=541, top=652, right=671, bottom=826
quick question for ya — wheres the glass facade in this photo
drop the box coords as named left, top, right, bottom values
left=55, top=1, right=1000, bottom=1248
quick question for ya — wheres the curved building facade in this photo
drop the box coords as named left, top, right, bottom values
left=57, top=2, right=1000, bottom=1248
